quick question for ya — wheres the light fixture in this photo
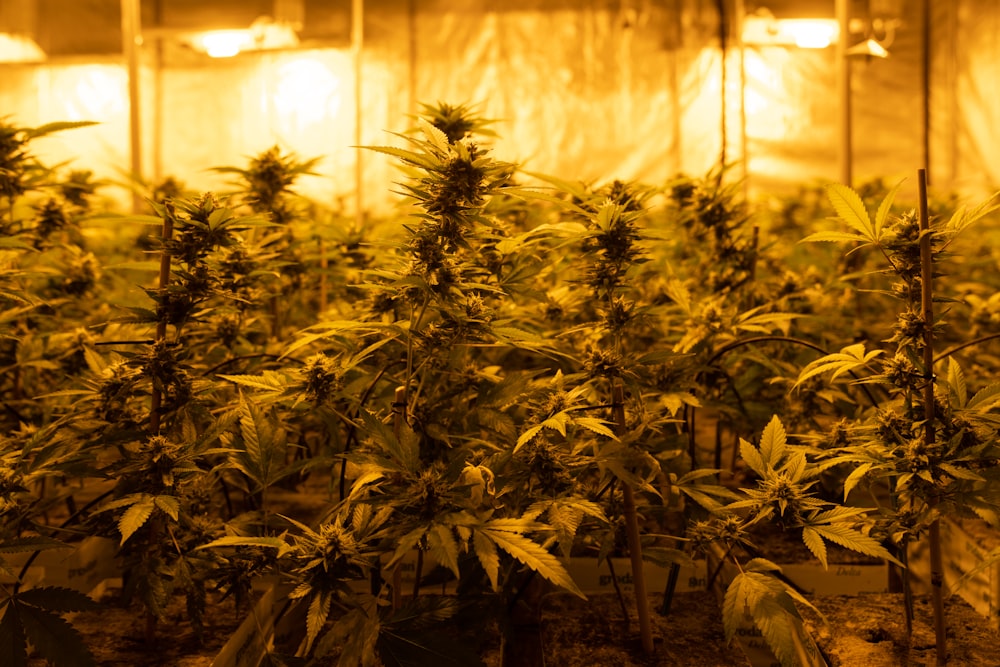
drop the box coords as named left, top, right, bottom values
left=846, top=37, right=889, bottom=58
left=194, top=30, right=254, bottom=58
left=188, top=17, right=299, bottom=58
left=742, top=11, right=840, bottom=49
left=0, top=32, right=45, bottom=63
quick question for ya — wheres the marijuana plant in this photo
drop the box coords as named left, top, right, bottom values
left=691, top=415, right=898, bottom=667
left=795, top=177, right=1000, bottom=664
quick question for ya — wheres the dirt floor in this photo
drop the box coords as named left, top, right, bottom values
left=27, top=582, right=247, bottom=667
left=807, top=592, right=1000, bottom=667
left=27, top=584, right=1000, bottom=666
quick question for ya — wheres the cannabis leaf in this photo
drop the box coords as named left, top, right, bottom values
left=942, top=190, right=1000, bottom=243
left=722, top=560, right=821, bottom=667
left=0, top=587, right=99, bottom=667
left=477, top=520, right=584, bottom=598
left=794, top=343, right=884, bottom=389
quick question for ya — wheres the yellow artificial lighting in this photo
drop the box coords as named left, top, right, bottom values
left=196, top=30, right=253, bottom=58
left=0, top=33, right=45, bottom=63
left=786, top=20, right=839, bottom=48
left=846, top=37, right=890, bottom=58
left=189, top=19, right=299, bottom=58
left=742, top=16, right=840, bottom=49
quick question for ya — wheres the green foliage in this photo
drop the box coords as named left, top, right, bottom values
left=0, top=586, right=100, bottom=667
left=722, top=559, right=821, bottom=667
left=7, top=104, right=1000, bottom=666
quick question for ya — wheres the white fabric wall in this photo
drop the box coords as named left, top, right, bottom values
left=1, top=0, right=998, bottom=214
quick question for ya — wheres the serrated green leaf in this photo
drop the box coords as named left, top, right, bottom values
left=152, top=495, right=180, bottom=522
left=794, top=343, right=883, bottom=388
left=801, top=527, right=828, bottom=569
left=842, top=462, right=873, bottom=500
left=800, top=230, right=871, bottom=244
left=827, top=183, right=874, bottom=242
left=758, top=415, right=787, bottom=470
left=0, top=604, right=27, bottom=667
left=724, top=571, right=807, bottom=667
left=938, top=463, right=985, bottom=482
left=874, top=179, right=905, bottom=240
left=740, top=438, right=767, bottom=477
left=25, top=120, right=98, bottom=139
left=17, top=587, right=100, bottom=613
left=968, top=383, right=1000, bottom=410
left=118, top=497, right=155, bottom=545
left=947, top=357, right=967, bottom=407
left=17, top=605, right=96, bottom=667
left=0, top=537, right=70, bottom=555
left=945, top=191, right=1000, bottom=238
left=473, top=530, right=500, bottom=591
left=417, top=117, right=451, bottom=152
left=218, top=372, right=288, bottom=392
left=426, top=524, right=461, bottom=579
left=809, top=524, right=902, bottom=566
left=305, top=591, right=331, bottom=655
left=364, top=145, right=436, bottom=169
left=540, top=413, right=569, bottom=437
left=573, top=416, right=617, bottom=440
left=780, top=451, right=807, bottom=482
left=195, top=535, right=289, bottom=552
left=515, top=422, right=545, bottom=453
left=480, top=529, right=583, bottom=598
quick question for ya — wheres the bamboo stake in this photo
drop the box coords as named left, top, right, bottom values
left=392, top=386, right=406, bottom=608
left=917, top=168, right=947, bottom=665
left=141, top=200, right=174, bottom=644
left=613, top=383, right=654, bottom=654
left=149, top=203, right=174, bottom=435
left=318, top=238, right=328, bottom=313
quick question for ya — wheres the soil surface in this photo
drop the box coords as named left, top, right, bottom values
left=28, top=585, right=1000, bottom=666
left=806, top=592, right=1000, bottom=667
left=483, top=592, right=749, bottom=667
left=28, top=583, right=248, bottom=667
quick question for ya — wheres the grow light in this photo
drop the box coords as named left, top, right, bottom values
left=195, top=30, right=254, bottom=58
left=189, top=18, right=300, bottom=59
left=742, top=16, right=840, bottom=49
left=0, top=33, right=45, bottom=63
left=846, top=37, right=889, bottom=58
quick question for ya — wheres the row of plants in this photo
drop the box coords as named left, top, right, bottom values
left=2, top=104, right=1000, bottom=667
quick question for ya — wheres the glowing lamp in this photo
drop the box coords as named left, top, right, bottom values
left=194, top=30, right=254, bottom=58
left=742, top=15, right=840, bottom=49
left=0, top=33, right=45, bottom=63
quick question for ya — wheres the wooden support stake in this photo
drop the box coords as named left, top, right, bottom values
left=613, top=383, right=654, bottom=655
left=918, top=168, right=947, bottom=666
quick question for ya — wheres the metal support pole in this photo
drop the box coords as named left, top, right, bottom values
left=921, top=0, right=931, bottom=182
left=120, top=0, right=143, bottom=212
left=352, top=0, right=365, bottom=225
left=836, top=0, right=852, bottom=186
left=735, top=0, right=748, bottom=202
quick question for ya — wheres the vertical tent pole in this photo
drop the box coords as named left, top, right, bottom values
left=717, top=0, right=728, bottom=176
left=408, top=0, right=417, bottom=119
left=352, top=0, right=365, bottom=226
left=735, top=0, right=748, bottom=202
left=921, top=0, right=931, bottom=182
left=836, top=0, right=851, bottom=186
left=121, top=0, right=143, bottom=212
left=152, top=0, right=164, bottom=183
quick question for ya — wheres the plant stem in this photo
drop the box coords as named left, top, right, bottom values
left=319, top=238, right=328, bottom=313
left=149, top=204, right=174, bottom=436
left=613, top=382, right=654, bottom=655
left=605, top=557, right=631, bottom=626
left=918, top=168, right=947, bottom=666
left=934, top=332, right=1000, bottom=363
